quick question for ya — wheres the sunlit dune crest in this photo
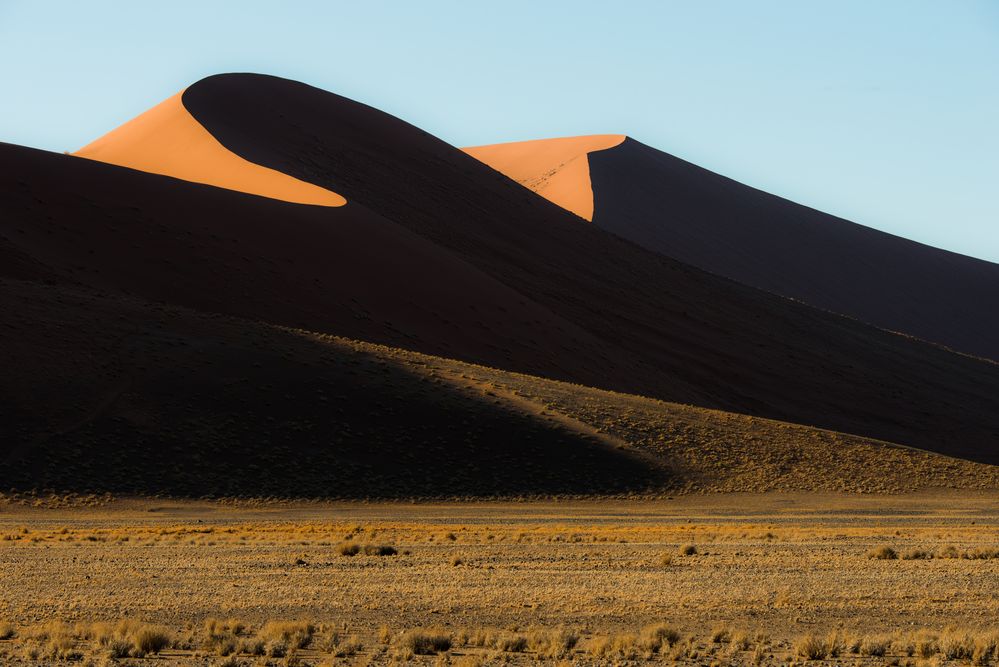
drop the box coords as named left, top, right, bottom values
left=463, top=134, right=625, bottom=221
left=75, top=92, right=345, bottom=207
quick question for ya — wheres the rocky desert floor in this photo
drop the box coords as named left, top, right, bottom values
left=2, top=491, right=999, bottom=665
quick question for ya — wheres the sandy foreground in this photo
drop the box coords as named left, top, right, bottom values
left=2, top=491, right=998, bottom=664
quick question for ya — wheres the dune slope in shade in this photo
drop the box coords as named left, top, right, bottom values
left=471, top=133, right=999, bottom=361
left=75, top=92, right=345, bottom=207
left=464, top=135, right=624, bottom=220
left=0, top=142, right=627, bottom=392
left=172, top=74, right=999, bottom=463
left=5, top=277, right=997, bottom=498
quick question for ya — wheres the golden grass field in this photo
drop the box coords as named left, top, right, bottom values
left=3, top=492, right=999, bottom=665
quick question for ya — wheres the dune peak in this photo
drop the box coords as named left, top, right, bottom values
left=463, top=134, right=625, bottom=221
left=75, top=91, right=345, bottom=207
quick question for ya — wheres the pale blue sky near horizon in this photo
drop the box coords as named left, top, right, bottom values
left=1, top=1, right=997, bottom=262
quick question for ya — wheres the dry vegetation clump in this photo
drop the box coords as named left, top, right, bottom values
left=133, top=624, right=172, bottom=655
left=15, top=619, right=172, bottom=661
left=730, top=630, right=751, bottom=651
left=526, top=627, right=579, bottom=658
left=639, top=623, right=683, bottom=653
left=940, top=629, right=976, bottom=661
left=0, top=620, right=15, bottom=640
left=200, top=617, right=247, bottom=655
left=859, top=635, right=892, bottom=656
left=887, top=545, right=999, bottom=561
left=259, top=621, right=314, bottom=650
left=336, top=541, right=361, bottom=556
left=328, top=633, right=363, bottom=657
left=461, top=627, right=531, bottom=653
left=795, top=632, right=845, bottom=660
left=680, top=544, right=698, bottom=556
left=868, top=545, right=899, bottom=560
left=585, top=623, right=697, bottom=661
left=362, top=544, right=398, bottom=556
left=402, top=629, right=452, bottom=655
left=337, top=541, right=397, bottom=556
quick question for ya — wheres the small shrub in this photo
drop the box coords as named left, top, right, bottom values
left=378, top=625, right=392, bottom=644
left=712, top=626, right=731, bottom=643
left=861, top=636, right=892, bottom=656
left=0, top=621, right=14, bottom=640
left=498, top=633, right=528, bottom=652
left=363, top=544, right=398, bottom=556
left=527, top=627, right=578, bottom=658
left=796, top=634, right=828, bottom=660
left=941, top=630, right=974, bottom=660
left=680, top=544, right=698, bottom=556
left=133, top=625, right=172, bottom=654
left=913, top=631, right=939, bottom=658
left=331, top=634, right=363, bottom=657
left=337, top=542, right=361, bottom=556
left=106, top=638, right=134, bottom=659
left=731, top=631, right=751, bottom=651
left=869, top=546, right=899, bottom=560
left=403, top=630, right=452, bottom=655
left=259, top=621, right=314, bottom=649
left=239, top=638, right=266, bottom=656
left=938, top=546, right=960, bottom=559
left=266, top=640, right=287, bottom=658
left=640, top=624, right=682, bottom=652
left=973, top=633, right=998, bottom=666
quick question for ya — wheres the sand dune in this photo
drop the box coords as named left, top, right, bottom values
left=0, top=142, right=614, bottom=384
left=464, top=135, right=624, bottom=220
left=465, top=135, right=999, bottom=361
left=4, top=73, right=999, bottom=478
left=5, top=277, right=996, bottom=497
left=75, top=92, right=345, bottom=206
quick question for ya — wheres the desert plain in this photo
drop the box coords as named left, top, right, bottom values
left=2, top=492, right=998, bottom=665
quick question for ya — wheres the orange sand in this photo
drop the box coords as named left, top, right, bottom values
left=463, top=135, right=625, bottom=221
left=75, top=92, right=345, bottom=207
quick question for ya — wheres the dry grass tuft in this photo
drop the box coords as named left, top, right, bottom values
left=362, top=544, right=398, bottom=556
left=402, top=629, right=452, bottom=655
left=336, top=541, right=361, bottom=556
left=133, top=624, right=172, bottom=655
left=796, top=633, right=829, bottom=660
left=860, top=635, right=892, bottom=656
left=0, top=620, right=14, bottom=640
left=526, top=627, right=579, bottom=658
left=640, top=623, right=682, bottom=653
left=868, top=545, right=899, bottom=559
left=680, top=544, right=698, bottom=556
left=329, top=634, right=363, bottom=657
left=259, top=621, right=314, bottom=650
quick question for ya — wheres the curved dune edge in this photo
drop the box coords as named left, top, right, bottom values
left=74, top=91, right=345, bottom=207
left=463, top=134, right=625, bottom=221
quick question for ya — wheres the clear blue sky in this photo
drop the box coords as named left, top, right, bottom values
left=2, top=1, right=997, bottom=262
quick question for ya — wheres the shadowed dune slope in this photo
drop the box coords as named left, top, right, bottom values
left=170, top=73, right=999, bottom=463
left=464, top=135, right=624, bottom=220
left=469, top=135, right=999, bottom=361
left=3, top=278, right=996, bottom=497
left=588, top=139, right=999, bottom=361
left=0, top=279, right=664, bottom=498
left=75, top=92, right=345, bottom=206
left=0, top=142, right=628, bottom=388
